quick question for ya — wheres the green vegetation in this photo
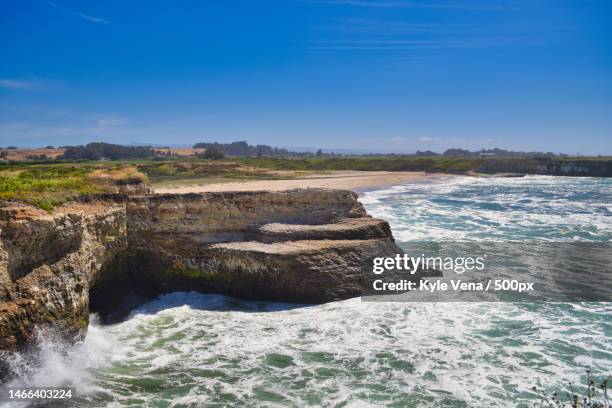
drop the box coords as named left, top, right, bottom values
left=0, top=165, right=102, bottom=210
left=136, top=161, right=285, bottom=183
left=234, top=156, right=483, bottom=172
left=200, top=147, right=225, bottom=160
left=1, top=155, right=611, bottom=210
left=90, top=165, right=149, bottom=185
left=234, top=155, right=612, bottom=175
left=0, top=163, right=149, bottom=210
left=61, top=142, right=155, bottom=160
left=160, top=261, right=234, bottom=285
left=193, top=140, right=309, bottom=157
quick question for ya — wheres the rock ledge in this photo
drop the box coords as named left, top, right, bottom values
left=0, top=189, right=401, bottom=353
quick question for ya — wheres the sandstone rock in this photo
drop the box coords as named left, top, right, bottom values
left=257, top=218, right=393, bottom=242
left=0, top=202, right=127, bottom=352
left=0, top=189, right=402, bottom=356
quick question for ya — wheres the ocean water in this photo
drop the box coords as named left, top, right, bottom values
left=359, top=175, right=612, bottom=242
left=4, top=176, right=611, bottom=407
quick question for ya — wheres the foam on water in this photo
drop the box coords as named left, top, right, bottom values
left=7, top=294, right=606, bottom=407
left=360, top=175, right=612, bottom=242
left=1, top=317, right=124, bottom=408
left=2, top=176, right=611, bottom=407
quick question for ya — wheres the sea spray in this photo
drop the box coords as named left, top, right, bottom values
left=3, top=315, right=122, bottom=395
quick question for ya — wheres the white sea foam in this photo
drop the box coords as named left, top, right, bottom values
left=361, top=175, right=612, bottom=241
left=3, top=295, right=608, bottom=406
left=1, top=316, right=124, bottom=407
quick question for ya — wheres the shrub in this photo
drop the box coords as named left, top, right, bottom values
left=202, top=147, right=225, bottom=160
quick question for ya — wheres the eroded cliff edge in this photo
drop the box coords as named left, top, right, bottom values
left=0, top=189, right=400, bottom=353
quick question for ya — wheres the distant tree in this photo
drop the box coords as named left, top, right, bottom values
left=61, top=142, right=156, bottom=160
left=193, top=141, right=305, bottom=157
left=202, top=147, right=225, bottom=160
left=62, top=146, right=102, bottom=160
left=443, top=148, right=473, bottom=157
left=6, top=146, right=17, bottom=150
left=415, top=150, right=439, bottom=157
left=26, top=154, right=48, bottom=161
left=315, top=149, right=324, bottom=157
left=44, top=145, right=55, bottom=149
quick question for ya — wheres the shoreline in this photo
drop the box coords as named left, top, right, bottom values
left=152, top=171, right=443, bottom=194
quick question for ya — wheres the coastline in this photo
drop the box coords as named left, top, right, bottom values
left=2, top=172, right=609, bottom=406
left=152, top=171, right=442, bottom=194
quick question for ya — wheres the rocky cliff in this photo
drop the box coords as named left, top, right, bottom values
left=0, top=201, right=127, bottom=352
left=0, top=189, right=400, bottom=354
left=472, top=158, right=612, bottom=177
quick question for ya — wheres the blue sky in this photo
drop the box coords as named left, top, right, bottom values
left=0, top=0, right=610, bottom=154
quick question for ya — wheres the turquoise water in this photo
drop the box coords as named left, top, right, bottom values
left=4, top=176, right=611, bottom=407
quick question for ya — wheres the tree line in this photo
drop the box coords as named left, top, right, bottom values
left=193, top=141, right=311, bottom=157
left=61, top=143, right=156, bottom=160
left=1, top=142, right=572, bottom=162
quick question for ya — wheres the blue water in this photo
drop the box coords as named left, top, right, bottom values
left=4, top=176, right=611, bottom=407
left=360, top=175, right=612, bottom=242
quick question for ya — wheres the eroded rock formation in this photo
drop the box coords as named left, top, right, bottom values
left=0, top=202, right=127, bottom=352
left=0, top=189, right=401, bottom=353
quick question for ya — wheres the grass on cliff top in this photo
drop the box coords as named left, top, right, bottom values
left=90, top=165, right=149, bottom=185
left=3, top=155, right=610, bottom=210
left=232, top=155, right=612, bottom=172
left=138, top=156, right=486, bottom=175
left=0, top=163, right=148, bottom=211
left=136, top=161, right=293, bottom=183
left=232, top=156, right=486, bottom=172
left=0, top=160, right=284, bottom=210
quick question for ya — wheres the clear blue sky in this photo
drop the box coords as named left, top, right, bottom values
left=0, top=0, right=610, bottom=154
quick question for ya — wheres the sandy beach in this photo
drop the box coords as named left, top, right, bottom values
left=153, top=171, right=437, bottom=194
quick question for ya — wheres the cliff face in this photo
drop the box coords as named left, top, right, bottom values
left=115, top=190, right=398, bottom=305
left=0, top=202, right=127, bottom=351
left=0, top=189, right=400, bottom=353
left=473, top=158, right=612, bottom=177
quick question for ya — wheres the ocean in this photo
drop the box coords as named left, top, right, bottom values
left=4, top=176, right=611, bottom=407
